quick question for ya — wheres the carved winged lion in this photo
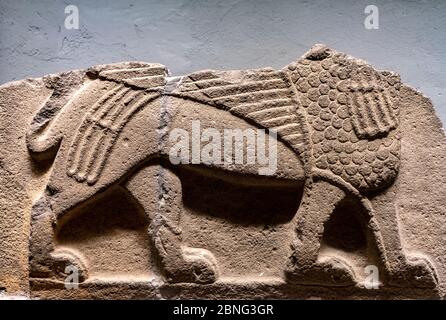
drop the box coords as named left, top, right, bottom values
left=26, top=45, right=438, bottom=288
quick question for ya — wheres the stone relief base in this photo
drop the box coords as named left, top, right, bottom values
left=31, top=279, right=439, bottom=300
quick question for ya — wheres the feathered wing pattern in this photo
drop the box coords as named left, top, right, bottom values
left=285, top=46, right=402, bottom=193
left=348, top=65, right=399, bottom=139
left=66, top=64, right=167, bottom=185
left=175, top=68, right=311, bottom=159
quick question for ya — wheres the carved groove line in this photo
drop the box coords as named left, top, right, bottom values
left=179, top=70, right=309, bottom=157
left=349, top=70, right=397, bottom=139
left=65, top=65, right=168, bottom=184
left=287, top=52, right=401, bottom=193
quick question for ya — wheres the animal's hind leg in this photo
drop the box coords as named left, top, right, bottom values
left=285, top=178, right=356, bottom=286
left=125, top=164, right=219, bottom=284
left=370, top=189, right=438, bottom=288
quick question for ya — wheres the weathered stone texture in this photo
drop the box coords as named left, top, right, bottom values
left=0, top=45, right=444, bottom=299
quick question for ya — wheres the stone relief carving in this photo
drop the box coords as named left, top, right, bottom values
left=1, top=44, right=444, bottom=299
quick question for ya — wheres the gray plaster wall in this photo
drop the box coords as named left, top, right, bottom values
left=0, top=0, right=444, bottom=125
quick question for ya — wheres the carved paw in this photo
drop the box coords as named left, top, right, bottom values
left=49, top=248, right=88, bottom=283
left=285, top=256, right=356, bottom=287
left=166, top=247, right=219, bottom=284
left=388, top=254, right=438, bottom=288
left=183, top=247, right=219, bottom=284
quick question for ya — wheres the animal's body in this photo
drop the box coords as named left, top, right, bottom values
left=27, top=45, right=437, bottom=287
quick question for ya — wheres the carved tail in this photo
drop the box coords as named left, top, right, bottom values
left=26, top=71, right=85, bottom=161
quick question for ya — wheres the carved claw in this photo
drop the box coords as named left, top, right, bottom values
left=166, top=247, right=219, bottom=284
left=388, top=254, right=438, bottom=289
left=285, top=256, right=356, bottom=287
left=49, top=248, right=88, bottom=283
left=183, top=247, right=219, bottom=284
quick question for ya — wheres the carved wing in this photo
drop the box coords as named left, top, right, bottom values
left=176, top=68, right=310, bottom=156
left=348, top=65, right=400, bottom=139
left=66, top=64, right=167, bottom=185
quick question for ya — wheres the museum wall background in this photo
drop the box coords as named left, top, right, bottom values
left=0, top=0, right=444, bottom=126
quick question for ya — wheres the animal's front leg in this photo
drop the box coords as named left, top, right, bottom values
left=126, top=164, right=219, bottom=284
left=285, top=179, right=356, bottom=286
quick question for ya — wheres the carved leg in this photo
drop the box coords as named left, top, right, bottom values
left=370, top=189, right=438, bottom=288
left=29, top=195, right=88, bottom=282
left=125, top=164, right=219, bottom=284
left=285, top=179, right=356, bottom=286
